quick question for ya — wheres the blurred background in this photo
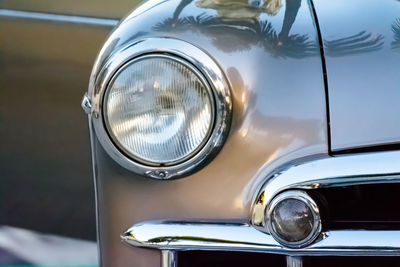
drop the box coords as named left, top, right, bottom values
left=0, top=1, right=140, bottom=265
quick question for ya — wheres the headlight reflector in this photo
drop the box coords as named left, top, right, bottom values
left=104, top=55, right=214, bottom=166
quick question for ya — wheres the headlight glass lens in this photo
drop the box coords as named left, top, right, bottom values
left=104, top=55, right=214, bottom=166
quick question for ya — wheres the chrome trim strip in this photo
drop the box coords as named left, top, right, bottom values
left=88, top=116, right=103, bottom=267
left=0, top=9, right=118, bottom=27
left=122, top=221, right=400, bottom=256
left=286, top=256, right=302, bottom=267
left=161, top=250, right=177, bottom=267
left=252, top=150, right=400, bottom=230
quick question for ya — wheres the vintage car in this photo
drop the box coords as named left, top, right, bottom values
left=2, top=0, right=400, bottom=266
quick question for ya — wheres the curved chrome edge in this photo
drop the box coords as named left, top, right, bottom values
left=161, top=250, right=177, bottom=267
left=121, top=221, right=400, bottom=256
left=81, top=93, right=92, bottom=115
left=286, top=256, right=303, bottom=267
left=251, top=150, right=400, bottom=230
left=0, top=9, right=118, bottom=27
left=266, top=190, right=321, bottom=248
left=89, top=37, right=232, bottom=179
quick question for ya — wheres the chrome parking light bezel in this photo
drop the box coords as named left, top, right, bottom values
left=265, top=190, right=321, bottom=249
left=89, top=37, right=232, bottom=179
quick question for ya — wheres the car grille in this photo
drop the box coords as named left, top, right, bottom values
left=178, top=251, right=285, bottom=267
left=313, top=183, right=400, bottom=231
left=178, top=251, right=400, bottom=266
left=303, top=256, right=400, bottom=266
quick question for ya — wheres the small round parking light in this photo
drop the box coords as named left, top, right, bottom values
left=266, top=190, right=321, bottom=248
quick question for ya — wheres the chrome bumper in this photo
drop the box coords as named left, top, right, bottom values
left=122, top=221, right=400, bottom=256
left=122, top=150, right=400, bottom=266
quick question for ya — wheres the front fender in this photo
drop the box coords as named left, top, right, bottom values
left=86, top=0, right=328, bottom=265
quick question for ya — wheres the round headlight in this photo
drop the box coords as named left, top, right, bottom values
left=104, top=55, right=214, bottom=166
left=90, top=38, right=232, bottom=179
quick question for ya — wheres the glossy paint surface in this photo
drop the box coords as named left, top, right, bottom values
left=89, top=0, right=328, bottom=265
left=313, top=0, right=400, bottom=150
left=0, top=16, right=111, bottom=240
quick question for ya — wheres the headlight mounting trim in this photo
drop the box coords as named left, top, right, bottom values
left=103, top=53, right=216, bottom=167
left=89, top=37, right=232, bottom=179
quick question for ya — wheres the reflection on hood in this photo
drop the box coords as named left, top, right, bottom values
left=153, top=0, right=320, bottom=58
left=196, top=0, right=282, bottom=18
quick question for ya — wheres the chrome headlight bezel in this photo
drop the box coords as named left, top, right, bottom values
left=89, top=38, right=232, bottom=179
left=103, top=53, right=216, bottom=167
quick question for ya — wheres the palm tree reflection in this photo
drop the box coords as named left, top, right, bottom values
left=392, top=18, right=400, bottom=50
left=324, top=31, right=384, bottom=57
left=154, top=0, right=384, bottom=58
left=154, top=0, right=318, bottom=58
